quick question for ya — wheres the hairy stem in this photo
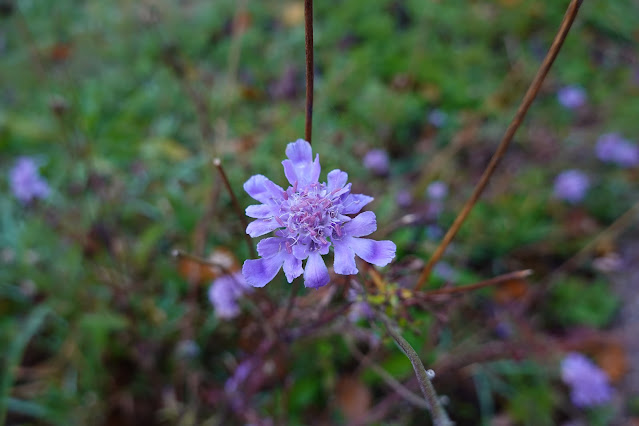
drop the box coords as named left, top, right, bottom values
left=415, top=0, right=584, bottom=290
left=380, top=315, right=453, bottom=426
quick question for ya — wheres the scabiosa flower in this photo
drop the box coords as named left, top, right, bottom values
left=426, top=181, right=448, bottom=200
left=557, top=85, right=586, bottom=109
left=242, top=139, right=396, bottom=289
left=9, top=157, right=50, bottom=203
left=553, top=170, right=589, bottom=203
left=363, top=148, right=390, bottom=176
left=208, top=272, right=252, bottom=319
left=561, top=352, right=613, bottom=408
left=396, top=189, right=413, bottom=207
left=428, top=109, right=447, bottom=128
left=595, top=133, right=639, bottom=167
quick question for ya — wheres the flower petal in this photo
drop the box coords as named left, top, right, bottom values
left=292, top=242, right=311, bottom=260
left=341, top=194, right=374, bottom=214
left=283, top=254, right=303, bottom=282
left=256, top=237, right=286, bottom=258
left=327, top=169, right=348, bottom=192
left=286, top=139, right=313, bottom=164
left=246, top=219, right=281, bottom=238
left=282, top=140, right=321, bottom=186
left=242, top=256, right=284, bottom=288
left=348, top=238, right=396, bottom=267
left=332, top=238, right=358, bottom=275
left=303, top=252, right=330, bottom=288
left=244, top=175, right=284, bottom=204
left=246, top=204, right=274, bottom=219
left=343, top=211, right=377, bottom=237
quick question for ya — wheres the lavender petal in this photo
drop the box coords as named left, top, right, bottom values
left=242, top=256, right=284, bottom=288
left=332, top=238, right=358, bottom=275
left=341, top=194, right=374, bottom=214
left=303, top=252, right=330, bottom=288
left=343, top=211, right=377, bottom=237
left=349, top=238, right=396, bottom=267
left=246, top=219, right=282, bottom=238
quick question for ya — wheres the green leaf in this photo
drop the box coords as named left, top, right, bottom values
left=0, top=306, right=50, bottom=425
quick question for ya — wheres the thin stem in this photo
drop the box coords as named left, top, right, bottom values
left=213, top=158, right=256, bottom=258
left=304, top=0, right=314, bottom=143
left=415, top=0, right=584, bottom=291
left=420, top=269, right=532, bottom=298
left=379, top=314, right=453, bottom=426
left=551, top=200, right=639, bottom=278
left=345, top=338, right=430, bottom=410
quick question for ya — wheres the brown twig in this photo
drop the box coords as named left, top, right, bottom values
left=304, top=0, right=314, bottom=143
left=213, top=158, right=256, bottom=258
left=418, top=269, right=532, bottom=299
left=414, top=0, right=584, bottom=291
left=549, top=199, right=639, bottom=279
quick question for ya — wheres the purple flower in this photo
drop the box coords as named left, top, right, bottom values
left=208, top=272, right=252, bottom=319
left=595, top=133, right=639, bottom=167
left=242, top=139, right=396, bottom=289
left=363, top=149, right=390, bottom=176
left=557, top=85, right=586, bottom=109
left=561, top=352, right=613, bottom=408
left=396, top=189, right=413, bottom=207
left=225, top=359, right=254, bottom=394
left=9, top=157, right=50, bottom=203
left=426, top=181, right=448, bottom=200
left=428, top=109, right=447, bottom=128
left=553, top=170, right=589, bottom=203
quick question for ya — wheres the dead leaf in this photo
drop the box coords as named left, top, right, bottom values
left=494, top=279, right=528, bottom=304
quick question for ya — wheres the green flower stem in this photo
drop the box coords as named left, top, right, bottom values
left=381, top=315, right=453, bottom=426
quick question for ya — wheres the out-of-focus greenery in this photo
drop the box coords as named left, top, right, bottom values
left=1, top=0, right=638, bottom=424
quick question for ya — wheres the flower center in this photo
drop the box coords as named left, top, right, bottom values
left=277, top=183, right=343, bottom=248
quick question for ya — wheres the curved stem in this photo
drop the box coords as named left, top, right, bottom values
left=415, top=0, right=584, bottom=291
left=380, top=314, right=453, bottom=426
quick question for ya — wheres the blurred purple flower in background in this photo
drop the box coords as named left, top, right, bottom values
left=225, top=358, right=254, bottom=395
left=363, top=148, right=390, bottom=176
left=561, top=352, right=613, bottom=408
left=553, top=170, right=589, bottom=203
left=396, top=189, right=413, bottom=207
left=426, top=181, right=448, bottom=200
left=208, top=272, right=252, bottom=320
left=242, top=140, right=396, bottom=289
left=557, top=85, right=586, bottom=109
left=9, top=157, right=50, bottom=203
left=595, top=133, right=639, bottom=167
left=428, top=109, right=447, bottom=128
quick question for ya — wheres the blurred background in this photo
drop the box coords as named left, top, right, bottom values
left=1, top=0, right=639, bottom=424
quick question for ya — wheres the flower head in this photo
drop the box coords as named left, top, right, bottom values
left=553, top=170, right=589, bottom=203
left=242, top=139, right=396, bottom=288
left=208, top=272, right=252, bottom=319
left=557, top=85, right=586, bottom=109
left=428, top=109, right=447, bottom=128
left=426, top=181, right=448, bottom=200
left=363, top=149, right=390, bottom=176
left=561, top=352, right=613, bottom=408
left=595, top=133, right=639, bottom=168
left=9, top=157, right=50, bottom=203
